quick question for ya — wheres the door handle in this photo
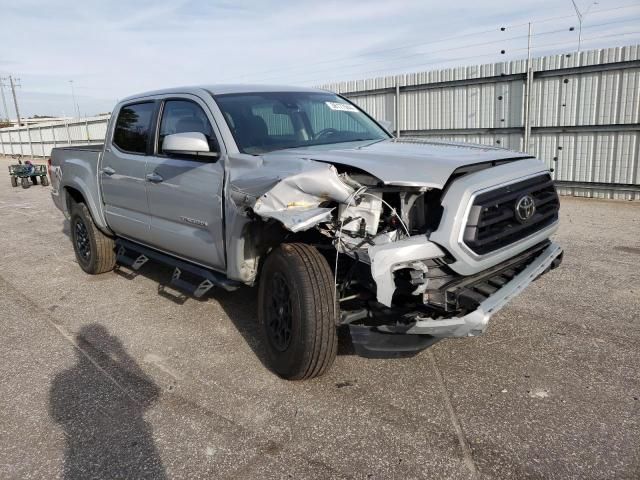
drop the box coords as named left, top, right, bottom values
left=145, top=172, right=164, bottom=183
left=102, top=166, right=115, bottom=176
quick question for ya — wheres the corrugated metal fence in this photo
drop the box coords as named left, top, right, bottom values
left=1, top=45, right=638, bottom=199
left=0, top=115, right=108, bottom=157
left=322, top=44, right=640, bottom=200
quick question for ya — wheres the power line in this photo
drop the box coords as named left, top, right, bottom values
left=504, top=2, right=640, bottom=28
left=219, top=2, right=640, bottom=83
left=219, top=27, right=524, bottom=83
left=256, top=16, right=640, bottom=85
left=263, top=17, right=640, bottom=86
left=256, top=32, right=539, bottom=84
left=530, top=30, right=640, bottom=52
left=303, top=30, right=640, bottom=87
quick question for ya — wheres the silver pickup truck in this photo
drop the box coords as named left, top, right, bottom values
left=50, top=84, right=563, bottom=379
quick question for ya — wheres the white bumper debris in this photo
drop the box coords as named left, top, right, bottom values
left=376, top=241, right=563, bottom=337
left=368, top=235, right=445, bottom=307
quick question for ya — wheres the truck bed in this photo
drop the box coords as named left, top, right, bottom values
left=50, top=145, right=105, bottom=227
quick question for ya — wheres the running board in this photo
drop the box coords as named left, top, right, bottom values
left=115, top=238, right=240, bottom=297
left=116, top=245, right=149, bottom=271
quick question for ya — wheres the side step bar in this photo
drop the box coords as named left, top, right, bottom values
left=115, top=238, right=240, bottom=297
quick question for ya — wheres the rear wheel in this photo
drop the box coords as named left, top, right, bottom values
left=70, top=202, right=116, bottom=274
left=21, top=177, right=30, bottom=188
left=10, top=176, right=17, bottom=187
left=41, top=175, right=49, bottom=186
left=258, top=243, right=338, bottom=380
left=31, top=175, right=38, bottom=185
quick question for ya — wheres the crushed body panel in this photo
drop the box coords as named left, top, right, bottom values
left=228, top=158, right=354, bottom=231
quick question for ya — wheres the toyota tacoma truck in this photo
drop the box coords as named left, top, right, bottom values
left=50, top=85, right=563, bottom=380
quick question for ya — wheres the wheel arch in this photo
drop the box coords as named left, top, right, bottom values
left=63, top=185, right=113, bottom=236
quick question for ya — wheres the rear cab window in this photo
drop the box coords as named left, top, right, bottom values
left=112, top=102, right=155, bottom=154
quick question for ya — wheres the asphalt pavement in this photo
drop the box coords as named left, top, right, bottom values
left=0, top=156, right=638, bottom=479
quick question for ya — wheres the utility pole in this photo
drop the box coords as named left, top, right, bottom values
left=0, top=79, right=9, bottom=122
left=69, top=80, right=80, bottom=118
left=571, top=0, right=598, bottom=53
left=523, top=23, right=533, bottom=152
left=8, top=76, right=22, bottom=126
left=395, top=78, right=401, bottom=138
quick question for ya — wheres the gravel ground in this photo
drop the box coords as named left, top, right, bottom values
left=0, top=156, right=638, bottom=479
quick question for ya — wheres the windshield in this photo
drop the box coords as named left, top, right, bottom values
left=213, top=91, right=390, bottom=154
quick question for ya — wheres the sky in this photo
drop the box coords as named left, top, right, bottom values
left=1, top=0, right=639, bottom=118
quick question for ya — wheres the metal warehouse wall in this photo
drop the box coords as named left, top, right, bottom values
left=0, top=115, right=108, bottom=158
left=322, top=44, right=640, bottom=200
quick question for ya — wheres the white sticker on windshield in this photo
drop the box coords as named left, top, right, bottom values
left=325, top=101, right=358, bottom=112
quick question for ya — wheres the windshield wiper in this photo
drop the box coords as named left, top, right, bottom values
left=265, top=137, right=387, bottom=153
left=317, top=137, right=387, bottom=146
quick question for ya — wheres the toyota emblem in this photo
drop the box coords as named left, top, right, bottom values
left=515, top=194, right=536, bottom=223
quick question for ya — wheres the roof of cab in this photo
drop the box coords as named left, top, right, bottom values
left=120, top=84, right=328, bottom=103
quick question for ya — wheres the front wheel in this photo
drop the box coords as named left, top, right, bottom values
left=70, top=202, right=116, bottom=274
left=41, top=175, right=49, bottom=186
left=258, top=243, right=338, bottom=380
left=10, top=176, right=17, bottom=187
left=21, top=177, right=30, bottom=188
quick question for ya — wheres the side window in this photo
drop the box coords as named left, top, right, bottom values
left=113, top=102, right=155, bottom=154
left=158, top=100, right=217, bottom=154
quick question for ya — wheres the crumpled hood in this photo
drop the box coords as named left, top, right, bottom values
left=261, top=138, right=533, bottom=189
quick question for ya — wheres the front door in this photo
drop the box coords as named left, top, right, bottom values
left=101, top=101, right=155, bottom=243
left=144, top=97, right=226, bottom=270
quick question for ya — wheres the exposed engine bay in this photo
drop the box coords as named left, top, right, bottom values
left=229, top=161, right=496, bottom=328
left=225, top=153, right=562, bottom=346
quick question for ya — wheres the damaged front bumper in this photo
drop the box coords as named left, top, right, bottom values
left=396, top=241, right=563, bottom=337
left=350, top=241, right=563, bottom=356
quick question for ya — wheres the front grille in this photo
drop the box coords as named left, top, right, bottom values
left=463, top=174, right=559, bottom=255
left=425, top=240, right=552, bottom=312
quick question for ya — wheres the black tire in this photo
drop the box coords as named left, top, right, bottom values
left=70, top=202, right=116, bottom=274
left=41, top=175, right=49, bottom=186
left=21, top=177, right=30, bottom=189
left=258, top=243, right=338, bottom=380
left=31, top=175, right=38, bottom=185
left=10, top=176, right=17, bottom=187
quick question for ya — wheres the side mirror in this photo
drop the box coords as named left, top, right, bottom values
left=162, top=132, right=219, bottom=158
left=379, top=119, right=393, bottom=134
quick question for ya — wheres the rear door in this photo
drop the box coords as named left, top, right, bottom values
left=101, top=101, right=155, bottom=242
left=144, top=96, right=226, bottom=270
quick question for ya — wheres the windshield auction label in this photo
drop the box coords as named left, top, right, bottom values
left=325, top=101, right=358, bottom=112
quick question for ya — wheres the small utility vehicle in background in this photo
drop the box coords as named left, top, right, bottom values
left=9, top=159, right=49, bottom=188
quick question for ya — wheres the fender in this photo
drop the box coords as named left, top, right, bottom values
left=61, top=157, right=112, bottom=235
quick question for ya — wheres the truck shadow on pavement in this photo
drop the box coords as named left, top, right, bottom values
left=49, top=324, right=167, bottom=480
left=62, top=214, right=356, bottom=369
left=113, top=259, right=358, bottom=373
